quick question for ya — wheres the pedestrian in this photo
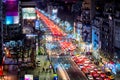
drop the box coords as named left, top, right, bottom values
left=49, top=65, right=52, bottom=69
left=38, top=70, right=41, bottom=74
left=25, top=71, right=27, bottom=74
left=44, top=78, right=46, bottom=80
left=43, top=67, right=45, bottom=72
left=18, top=68, right=20, bottom=75
left=46, top=68, right=48, bottom=72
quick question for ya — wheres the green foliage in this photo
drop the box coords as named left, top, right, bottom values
left=38, top=47, right=45, bottom=55
left=38, top=47, right=41, bottom=55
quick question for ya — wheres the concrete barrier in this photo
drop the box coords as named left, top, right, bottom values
left=57, top=64, right=70, bottom=80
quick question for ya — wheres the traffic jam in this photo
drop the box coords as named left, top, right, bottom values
left=71, top=55, right=115, bottom=80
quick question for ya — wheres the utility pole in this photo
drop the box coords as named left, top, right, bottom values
left=0, top=0, right=3, bottom=65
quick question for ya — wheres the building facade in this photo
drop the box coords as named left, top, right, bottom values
left=0, top=0, right=3, bottom=65
left=114, top=18, right=120, bottom=59
left=92, top=0, right=120, bottom=60
left=81, top=0, right=91, bottom=43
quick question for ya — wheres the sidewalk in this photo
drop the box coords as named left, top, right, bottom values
left=1, top=55, right=54, bottom=80
left=19, top=55, right=54, bottom=80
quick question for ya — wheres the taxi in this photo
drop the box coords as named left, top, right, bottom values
left=106, top=72, right=115, bottom=80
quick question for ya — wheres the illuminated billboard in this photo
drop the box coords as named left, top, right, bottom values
left=35, top=19, right=40, bottom=30
left=6, top=16, right=19, bottom=25
left=25, top=74, right=33, bottom=80
left=22, top=8, right=36, bottom=19
left=51, top=8, right=58, bottom=20
left=6, top=0, right=18, bottom=16
left=92, top=26, right=100, bottom=50
left=76, top=22, right=82, bottom=37
left=5, top=0, right=19, bottom=25
left=6, top=16, right=13, bottom=25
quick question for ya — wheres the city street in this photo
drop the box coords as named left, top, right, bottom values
left=1, top=0, right=120, bottom=80
left=19, top=55, right=54, bottom=80
left=51, top=56, right=87, bottom=80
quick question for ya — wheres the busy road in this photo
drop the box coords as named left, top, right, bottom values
left=51, top=56, right=87, bottom=80
left=36, top=8, right=116, bottom=80
left=36, top=8, right=88, bottom=80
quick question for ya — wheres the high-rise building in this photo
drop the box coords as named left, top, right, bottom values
left=92, top=0, right=120, bottom=59
left=20, top=1, right=37, bottom=67
left=114, top=3, right=120, bottom=59
left=4, top=0, right=21, bottom=40
left=81, top=0, right=91, bottom=43
left=100, top=2, right=114, bottom=58
left=114, top=18, right=120, bottom=59
left=0, top=0, right=3, bottom=65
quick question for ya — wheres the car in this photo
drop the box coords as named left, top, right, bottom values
left=108, top=75, right=115, bottom=80
left=75, top=54, right=80, bottom=57
left=83, top=65, right=93, bottom=70
left=81, top=68, right=90, bottom=75
left=103, top=77, right=111, bottom=80
left=100, top=73, right=106, bottom=78
left=87, top=74, right=94, bottom=80
left=105, top=68, right=111, bottom=72
left=86, top=52, right=92, bottom=55
left=84, top=60, right=91, bottom=64
left=92, top=73, right=99, bottom=78
left=90, top=70, right=97, bottom=76
left=94, top=68, right=98, bottom=71
left=96, top=70, right=103, bottom=74
left=95, top=77, right=103, bottom=80
left=105, top=72, right=115, bottom=80
left=79, top=64, right=84, bottom=69
left=89, top=64, right=96, bottom=69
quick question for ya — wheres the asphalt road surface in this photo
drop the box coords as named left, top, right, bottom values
left=51, top=56, right=87, bottom=80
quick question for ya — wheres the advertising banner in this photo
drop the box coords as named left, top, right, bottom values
left=25, top=74, right=33, bottom=80
left=51, top=8, right=58, bottom=20
left=5, top=0, right=18, bottom=16
left=35, top=19, right=40, bottom=30
left=22, top=8, right=36, bottom=19
left=76, top=22, right=82, bottom=37
left=5, top=0, right=19, bottom=25
left=92, top=26, right=100, bottom=50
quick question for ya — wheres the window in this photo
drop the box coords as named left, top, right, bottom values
left=115, top=21, right=120, bottom=27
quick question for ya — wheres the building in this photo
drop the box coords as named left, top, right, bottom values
left=20, top=1, right=37, bottom=67
left=0, top=0, right=3, bottom=65
left=114, top=19, right=120, bottom=59
left=3, top=0, right=21, bottom=40
left=91, top=0, right=120, bottom=61
left=114, top=9, right=120, bottom=59
left=100, top=2, right=114, bottom=58
left=80, top=0, right=91, bottom=43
